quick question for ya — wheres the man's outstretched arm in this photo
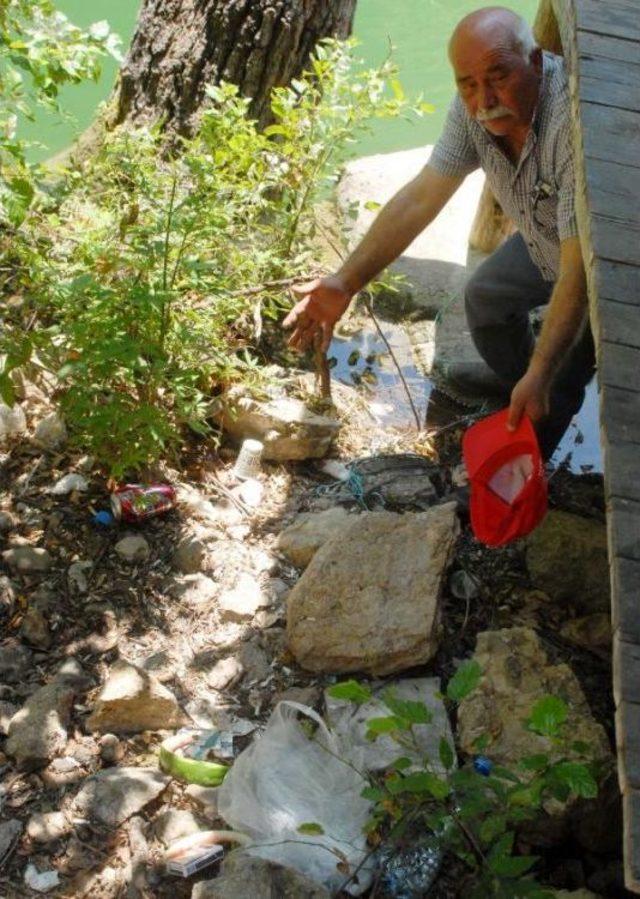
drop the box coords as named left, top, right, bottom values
left=507, top=235, right=589, bottom=429
left=283, top=165, right=463, bottom=351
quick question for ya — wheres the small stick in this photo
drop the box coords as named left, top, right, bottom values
left=314, top=336, right=332, bottom=400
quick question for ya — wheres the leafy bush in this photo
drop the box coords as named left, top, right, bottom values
left=327, top=667, right=606, bottom=898
left=4, top=39, right=429, bottom=476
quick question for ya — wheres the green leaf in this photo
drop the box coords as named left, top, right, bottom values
left=361, top=785, right=384, bottom=801
left=297, top=822, right=324, bottom=836
left=519, top=754, right=549, bottom=773
left=439, top=737, right=455, bottom=770
left=391, top=756, right=412, bottom=771
left=387, top=771, right=450, bottom=800
left=382, top=691, right=433, bottom=725
left=390, top=78, right=405, bottom=101
left=327, top=680, right=372, bottom=705
left=527, top=696, right=568, bottom=736
left=479, top=814, right=507, bottom=845
left=488, top=854, right=538, bottom=877
left=0, top=373, right=16, bottom=406
left=551, top=761, right=598, bottom=798
left=366, top=716, right=403, bottom=736
left=364, top=200, right=381, bottom=212
left=446, top=660, right=482, bottom=702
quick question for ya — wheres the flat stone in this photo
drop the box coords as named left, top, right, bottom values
left=6, top=680, right=76, bottom=769
left=0, top=818, right=23, bottom=862
left=114, top=535, right=150, bottom=564
left=27, top=811, right=70, bottom=843
left=0, top=641, right=33, bottom=683
left=207, top=656, right=243, bottom=691
left=526, top=511, right=609, bottom=613
left=287, top=504, right=458, bottom=675
left=276, top=507, right=351, bottom=568
left=68, top=560, right=92, bottom=594
left=153, top=808, right=203, bottom=845
left=20, top=607, right=51, bottom=649
left=2, top=545, right=52, bottom=574
left=219, top=572, right=268, bottom=622
left=184, top=784, right=220, bottom=818
left=274, top=685, right=321, bottom=708
left=326, top=677, right=454, bottom=773
left=33, top=412, right=67, bottom=450
left=72, top=766, right=170, bottom=827
left=193, top=854, right=330, bottom=899
left=171, top=572, right=217, bottom=607
left=238, top=641, right=271, bottom=683
left=86, top=659, right=185, bottom=734
left=24, top=863, right=59, bottom=893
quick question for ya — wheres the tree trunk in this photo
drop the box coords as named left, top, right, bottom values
left=112, top=0, right=357, bottom=135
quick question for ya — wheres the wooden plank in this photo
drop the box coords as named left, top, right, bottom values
left=585, top=159, right=640, bottom=226
left=599, top=341, right=640, bottom=388
left=616, top=702, right=640, bottom=791
left=577, top=0, right=640, bottom=42
left=590, top=214, right=640, bottom=266
left=600, top=384, right=640, bottom=445
left=614, top=639, right=640, bottom=706
left=607, top=496, right=640, bottom=562
left=610, top=555, right=640, bottom=642
left=606, top=443, right=640, bottom=504
left=598, top=300, right=640, bottom=349
left=579, top=55, right=640, bottom=112
left=593, top=260, right=640, bottom=305
left=623, top=789, right=640, bottom=892
left=578, top=30, right=640, bottom=64
left=581, top=103, right=640, bottom=168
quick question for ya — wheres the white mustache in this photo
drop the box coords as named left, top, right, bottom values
left=476, top=106, right=514, bottom=122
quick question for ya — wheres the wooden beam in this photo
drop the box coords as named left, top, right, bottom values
left=624, top=790, right=640, bottom=891
left=610, top=555, right=640, bottom=643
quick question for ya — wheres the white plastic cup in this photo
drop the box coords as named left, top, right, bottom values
left=233, top=439, right=264, bottom=480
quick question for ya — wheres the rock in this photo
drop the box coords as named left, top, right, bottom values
left=86, top=659, right=186, bottom=734
left=68, top=560, right=92, bottom=594
left=238, top=641, right=271, bottom=683
left=207, top=656, right=243, bottom=691
left=217, top=390, right=340, bottom=462
left=114, top=534, right=150, bottom=564
left=457, top=627, right=612, bottom=769
left=173, top=532, right=208, bottom=574
left=560, top=614, right=611, bottom=653
left=99, top=733, right=124, bottom=764
left=56, top=657, right=91, bottom=689
left=193, top=853, right=331, bottom=899
left=287, top=504, right=459, bottom=675
left=0, top=402, right=27, bottom=442
left=276, top=507, right=352, bottom=568
left=24, top=863, right=60, bottom=893
left=20, top=606, right=51, bottom=649
left=219, top=572, right=268, bottom=622
left=171, top=573, right=217, bottom=607
left=274, top=685, right=321, bottom=708
left=0, top=699, right=18, bottom=735
left=185, top=784, right=220, bottom=818
left=50, top=472, right=89, bottom=495
left=2, top=545, right=52, bottom=574
left=526, top=511, right=609, bottom=613
left=6, top=680, right=76, bottom=769
left=0, top=641, right=32, bottom=683
left=27, top=811, right=70, bottom=843
left=0, top=510, right=16, bottom=532
left=153, top=808, right=204, bottom=844
left=33, top=412, right=67, bottom=450
left=72, top=766, right=170, bottom=827
left=0, top=574, right=16, bottom=612
left=0, top=819, right=22, bottom=862
left=326, top=677, right=454, bottom=773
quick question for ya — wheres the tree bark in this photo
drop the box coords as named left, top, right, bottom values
left=112, top=0, right=357, bottom=135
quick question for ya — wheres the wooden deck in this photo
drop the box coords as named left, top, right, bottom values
left=546, top=0, right=640, bottom=890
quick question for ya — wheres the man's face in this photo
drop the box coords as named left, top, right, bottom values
left=450, top=35, right=542, bottom=139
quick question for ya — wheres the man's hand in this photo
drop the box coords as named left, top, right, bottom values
left=283, top=275, right=352, bottom=352
left=507, top=367, right=551, bottom=432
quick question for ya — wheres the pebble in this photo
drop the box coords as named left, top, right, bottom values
left=99, top=733, right=124, bottom=764
left=114, top=534, right=150, bottom=563
left=24, top=863, right=60, bottom=893
left=68, top=560, right=92, bottom=594
left=2, top=545, right=52, bottom=574
left=50, top=473, right=89, bottom=495
left=27, top=811, right=70, bottom=843
left=21, top=607, right=52, bottom=649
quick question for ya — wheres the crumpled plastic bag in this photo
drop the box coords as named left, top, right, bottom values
left=217, top=701, right=374, bottom=895
left=488, top=453, right=534, bottom=504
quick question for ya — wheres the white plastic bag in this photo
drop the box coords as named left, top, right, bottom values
left=488, top=453, right=534, bottom=504
left=217, top=701, right=374, bottom=895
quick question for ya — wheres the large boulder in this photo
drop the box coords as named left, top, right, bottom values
left=72, top=767, right=170, bottom=827
left=287, top=504, right=458, bottom=675
left=457, top=627, right=611, bottom=767
left=86, top=659, right=185, bottom=734
left=526, top=511, right=610, bottom=613
left=276, top=507, right=352, bottom=568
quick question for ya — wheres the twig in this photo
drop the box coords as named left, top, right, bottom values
left=209, top=473, right=251, bottom=516
left=362, top=291, right=422, bottom=431
left=225, top=272, right=323, bottom=299
left=314, top=337, right=332, bottom=400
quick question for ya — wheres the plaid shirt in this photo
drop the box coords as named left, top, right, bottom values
left=429, top=52, right=577, bottom=281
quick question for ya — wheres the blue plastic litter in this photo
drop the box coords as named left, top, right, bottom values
left=93, top=510, right=114, bottom=526
left=473, top=755, right=493, bottom=776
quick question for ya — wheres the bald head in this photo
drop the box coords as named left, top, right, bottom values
left=449, top=7, right=536, bottom=65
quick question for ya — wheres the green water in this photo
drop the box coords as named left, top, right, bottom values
left=23, top=0, right=539, bottom=162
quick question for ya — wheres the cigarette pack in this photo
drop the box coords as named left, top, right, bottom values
left=166, top=843, right=224, bottom=878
